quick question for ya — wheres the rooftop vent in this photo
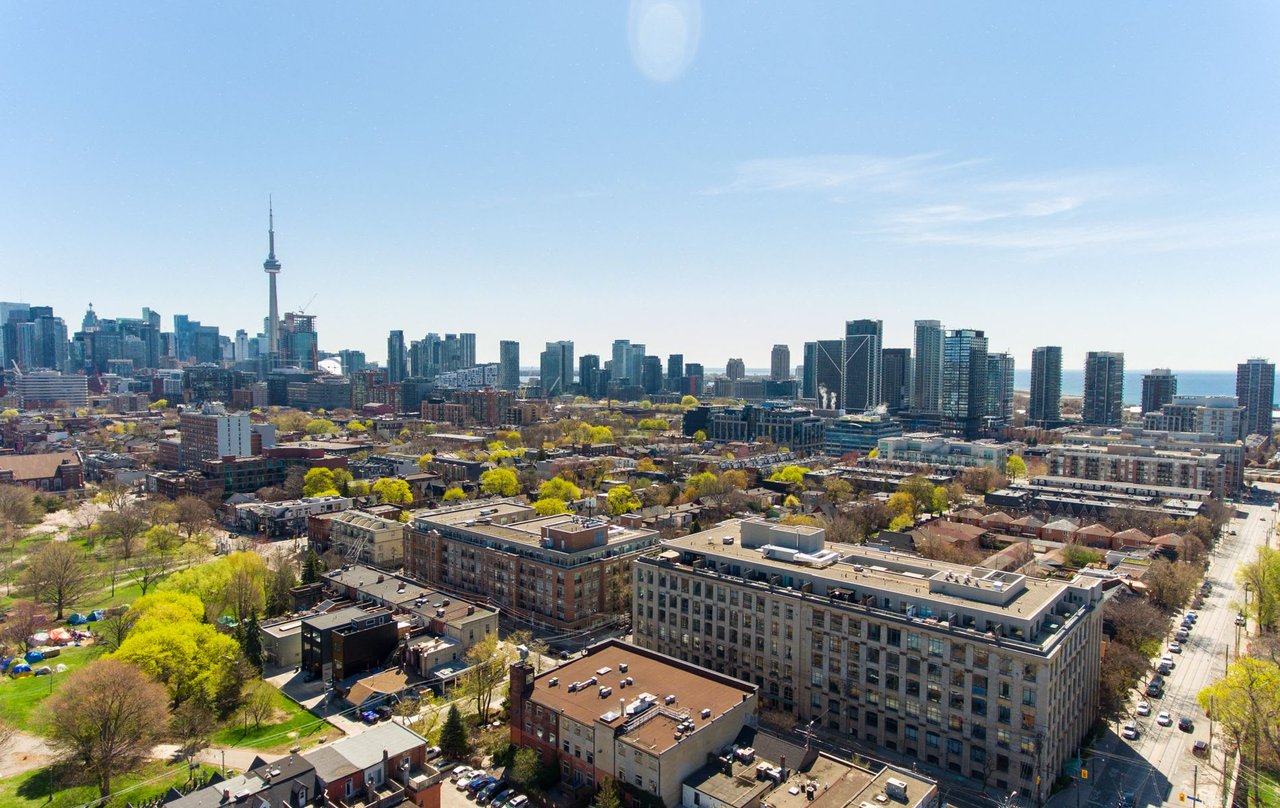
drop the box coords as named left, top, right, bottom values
left=701, top=708, right=712, bottom=719
left=549, top=677, right=559, bottom=687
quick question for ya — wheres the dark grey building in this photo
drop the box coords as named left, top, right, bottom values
left=498, top=340, right=521, bottom=390
left=1237, top=358, right=1276, bottom=438
left=911, top=319, right=944, bottom=413
left=770, top=344, right=790, bottom=381
left=386, top=330, right=406, bottom=384
left=1083, top=351, right=1125, bottom=426
left=539, top=340, right=574, bottom=397
left=1030, top=346, right=1063, bottom=427
left=578, top=354, right=602, bottom=398
left=941, top=328, right=988, bottom=439
left=1141, top=369, right=1177, bottom=415
left=666, top=353, right=684, bottom=391
left=844, top=319, right=882, bottom=413
left=881, top=347, right=911, bottom=413
left=985, top=352, right=1014, bottom=425
left=640, top=355, right=664, bottom=395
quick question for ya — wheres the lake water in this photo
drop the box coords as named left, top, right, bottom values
left=1011, top=369, right=1248, bottom=406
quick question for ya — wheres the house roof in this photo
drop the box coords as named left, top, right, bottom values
left=916, top=521, right=987, bottom=544
left=327, top=721, right=426, bottom=771
left=954, top=508, right=985, bottom=520
left=1042, top=518, right=1080, bottom=532
left=980, top=511, right=1014, bottom=525
left=344, top=669, right=411, bottom=707
left=0, top=452, right=80, bottom=481
left=1112, top=528, right=1153, bottom=543
left=1009, top=515, right=1045, bottom=528
left=1076, top=523, right=1115, bottom=537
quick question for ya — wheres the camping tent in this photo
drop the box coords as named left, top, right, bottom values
left=10, top=663, right=32, bottom=677
left=67, top=613, right=89, bottom=625
left=25, top=650, right=45, bottom=664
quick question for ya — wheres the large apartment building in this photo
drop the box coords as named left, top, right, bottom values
left=632, top=518, right=1104, bottom=804
left=404, top=500, right=661, bottom=630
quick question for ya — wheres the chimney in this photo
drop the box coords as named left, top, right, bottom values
left=779, top=755, right=788, bottom=782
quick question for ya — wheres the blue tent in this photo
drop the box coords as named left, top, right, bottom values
left=0, top=657, right=11, bottom=672
left=67, top=613, right=89, bottom=625
left=10, top=663, right=32, bottom=677
left=88, top=609, right=105, bottom=621
left=25, top=650, right=45, bottom=664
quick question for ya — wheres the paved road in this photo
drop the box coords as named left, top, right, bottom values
left=1050, top=500, right=1277, bottom=808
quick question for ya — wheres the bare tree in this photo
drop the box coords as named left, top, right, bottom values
left=46, top=658, right=170, bottom=797
left=100, top=503, right=149, bottom=560
left=20, top=541, right=94, bottom=619
left=94, top=480, right=133, bottom=512
left=171, top=700, right=216, bottom=768
left=0, top=599, right=49, bottom=653
left=1105, top=597, right=1168, bottom=651
left=97, top=609, right=139, bottom=652
left=174, top=496, right=215, bottom=542
left=238, top=680, right=277, bottom=729
left=0, top=483, right=40, bottom=527
left=130, top=550, right=171, bottom=596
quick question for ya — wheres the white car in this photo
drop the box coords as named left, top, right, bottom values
left=508, top=797, right=530, bottom=808
left=1160, top=655, right=1175, bottom=669
left=1122, top=722, right=1140, bottom=740
left=1136, top=701, right=1151, bottom=716
left=1169, top=642, right=1182, bottom=654
left=1157, top=711, right=1173, bottom=727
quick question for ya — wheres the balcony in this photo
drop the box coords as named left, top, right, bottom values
left=333, top=780, right=406, bottom=808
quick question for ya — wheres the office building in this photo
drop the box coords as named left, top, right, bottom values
left=1237, top=358, right=1276, bottom=438
left=14, top=370, right=88, bottom=410
left=279, top=312, right=318, bottom=371
left=540, top=340, right=575, bottom=397
left=941, top=329, right=988, bottom=439
left=824, top=411, right=903, bottom=456
left=509, top=639, right=759, bottom=807
left=386, top=330, right=406, bottom=384
left=1028, top=347, right=1062, bottom=428
left=611, top=340, right=633, bottom=382
left=665, top=353, right=684, bottom=392
left=684, top=363, right=705, bottom=397
left=1082, top=352, right=1125, bottom=427
left=640, top=355, right=664, bottom=395
left=459, top=332, right=477, bottom=368
left=881, top=348, right=912, bottom=414
left=844, top=319, right=883, bottom=413
left=579, top=354, right=603, bottom=398
left=1047, top=440, right=1229, bottom=497
left=178, top=402, right=254, bottom=465
left=499, top=340, right=521, bottom=390
left=726, top=358, right=746, bottom=381
left=338, top=349, right=366, bottom=377
left=770, top=344, right=791, bottom=382
left=404, top=500, right=660, bottom=631
left=696, top=403, right=825, bottom=455
left=877, top=433, right=1008, bottom=470
left=985, top=353, right=1014, bottom=425
left=911, top=320, right=944, bottom=413
left=633, top=518, right=1105, bottom=804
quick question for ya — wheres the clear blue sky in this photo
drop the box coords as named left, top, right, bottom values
left=2, top=2, right=1277, bottom=371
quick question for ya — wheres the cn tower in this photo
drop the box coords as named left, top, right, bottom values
left=263, top=199, right=282, bottom=368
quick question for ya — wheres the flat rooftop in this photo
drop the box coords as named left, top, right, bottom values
left=654, top=519, right=1097, bottom=647
left=325, top=565, right=495, bottom=623
left=528, top=639, right=754, bottom=757
left=415, top=501, right=657, bottom=552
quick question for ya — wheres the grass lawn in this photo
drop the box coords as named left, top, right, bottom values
left=0, top=644, right=106, bottom=732
left=1253, top=770, right=1280, bottom=808
left=211, top=687, right=330, bottom=752
left=0, top=758, right=218, bottom=808
left=79, top=580, right=146, bottom=611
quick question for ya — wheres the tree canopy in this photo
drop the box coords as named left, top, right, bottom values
left=605, top=485, right=641, bottom=516
left=539, top=477, right=582, bottom=502
left=768, top=465, right=809, bottom=486
left=442, top=486, right=467, bottom=502
left=302, top=467, right=339, bottom=498
left=372, top=477, right=413, bottom=505
left=533, top=497, right=568, bottom=516
left=304, top=418, right=337, bottom=435
left=480, top=467, right=521, bottom=497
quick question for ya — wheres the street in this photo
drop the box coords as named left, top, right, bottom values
left=1051, top=500, right=1277, bottom=808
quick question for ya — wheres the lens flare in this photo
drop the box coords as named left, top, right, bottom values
left=628, top=0, right=702, bottom=83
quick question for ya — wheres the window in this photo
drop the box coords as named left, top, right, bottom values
left=926, top=731, right=940, bottom=749
left=907, top=633, right=920, bottom=651
left=947, top=739, right=962, bottom=755
left=928, top=638, right=944, bottom=657
left=1022, top=689, right=1036, bottom=707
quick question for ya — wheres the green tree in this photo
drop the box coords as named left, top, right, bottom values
left=887, top=491, right=916, bottom=519
left=46, top=658, right=169, bottom=797
left=1197, top=658, right=1280, bottom=776
left=692, top=429, right=708, bottom=441
left=596, top=776, right=622, bottom=808
left=301, top=549, right=322, bottom=584
left=889, top=514, right=914, bottom=532
left=1006, top=455, right=1028, bottom=479
left=1239, top=547, right=1280, bottom=632
left=236, top=612, right=264, bottom=671
left=480, top=467, right=521, bottom=497
left=533, top=497, right=568, bottom=516
left=898, top=476, right=935, bottom=514
left=605, top=485, right=641, bottom=516
left=148, top=399, right=169, bottom=410
left=331, top=468, right=354, bottom=496
left=539, top=477, right=582, bottom=502
left=637, top=418, right=669, bottom=431
left=463, top=633, right=511, bottom=721
left=303, top=467, right=338, bottom=498
left=510, top=746, right=541, bottom=787
left=346, top=420, right=368, bottom=433
left=783, top=494, right=801, bottom=509
left=930, top=486, right=949, bottom=514
left=768, top=465, right=810, bottom=486
left=266, top=561, right=297, bottom=617
left=439, top=704, right=470, bottom=760
left=443, top=486, right=467, bottom=503
left=824, top=477, right=853, bottom=504
left=417, top=453, right=434, bottom=472
left=304, top=418, right=337, bottom=435
left=372, top=477, right=413, bottom=505
left=114, top=619, right=244, bottom=708
left=680, top=395, right=700, bottom=408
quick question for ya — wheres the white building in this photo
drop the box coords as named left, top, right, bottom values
left=15, top=370, right=88, bottom=409
left=876, top=432, right=1008, bottom=470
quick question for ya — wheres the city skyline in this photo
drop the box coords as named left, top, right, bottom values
left=3, top=4, right=1278, bottom=367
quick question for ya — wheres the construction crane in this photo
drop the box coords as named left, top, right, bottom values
left=297, top=293, right=317, bottom=315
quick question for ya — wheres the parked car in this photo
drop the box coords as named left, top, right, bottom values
left=477, top=781, right=504, bottom=804
left=1136, top=701, right=1151, bottom=716
left=1122, top=722, right=1140, bottom=740
left=1169, top=642, right=1182, bottom=654
left=468, top=775, right=498, bottom=795
left=1193, top=740, right=1209, bottom=756
left=451, top=766, right=472, bottom=781
left=1185, top=612, right=1198, bottom=623
left=1237, top=614, right=1247, bottom=627
left=457, top=773, right=485, bottom=791
left=1175, top=628, right=1189, bottom=642
left=508, top=796, right=530, bottom=808
left=1157, top=711, right=1173, bottom=726
left=1179, top=717, right=1194, bottom=732
left=360, top=710, right=379, bottom=724
left=490, top=788, right=517, bottom=808
left=425, top=746, right=443, bottom=760
left=375, top=705, right=393, bottom=720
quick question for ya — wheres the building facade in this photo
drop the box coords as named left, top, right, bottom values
left=1236, top=358, right=1276, bottom=438
left=1082, top=352, right=1124, bottom=427
left=633, top=519, right=1104, bottom=804
left=499, top=340, right=521, bottom=390
left=941, top=329, right=988, bottom=439
left=1140, top=369, right=1177, bottom=415
left=1028, top=347, right=1062, bottom=428
left=404, top=501, right=661, bottom=631
left=882, top=348, right=912, bottom=414
left=771, top=344, right=791, bottom=381
left=912, top=320, right=944, bottom=414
